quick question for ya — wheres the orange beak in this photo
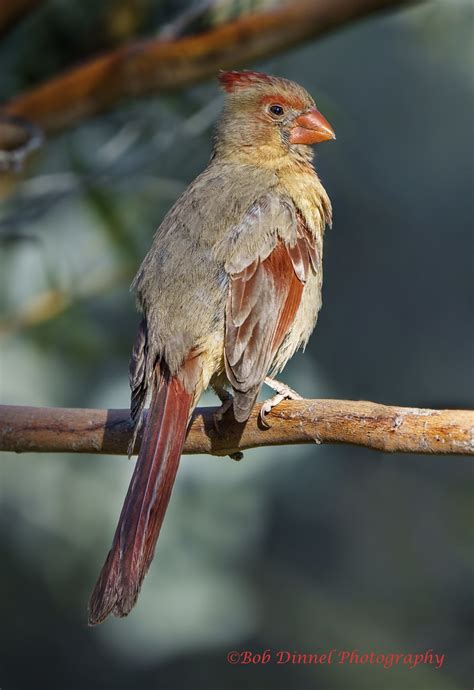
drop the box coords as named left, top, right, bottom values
left=289, top=107, right=335, bottom=145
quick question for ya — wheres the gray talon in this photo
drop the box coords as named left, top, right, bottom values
left=213, top=389, right=234, bottom=432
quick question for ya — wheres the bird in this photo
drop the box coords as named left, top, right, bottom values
left=88, top=70, right=335, bottom=625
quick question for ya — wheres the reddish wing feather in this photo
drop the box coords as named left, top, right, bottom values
left=267, top=243, right=304, bottom=350
left=296, top=209, right=319, bottom=271
left=225, top=220, right=317, bottom=422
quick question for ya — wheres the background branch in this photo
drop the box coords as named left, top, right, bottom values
left=1, top=401, right=473, bottom=457
left=2, top=0, right=418, bottom=137
left=0, top=0, right=43, bottom=38
left=0, top=114, right=43, bottom=172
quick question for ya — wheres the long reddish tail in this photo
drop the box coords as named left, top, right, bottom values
left=88, top=368, right=193, bottom=625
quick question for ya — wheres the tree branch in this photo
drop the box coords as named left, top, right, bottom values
left=0, top=114, right=43, bottom=172
left=0, top=0, right=43, bottom=38
left=1, top=401, right=472, bottom=457
left=2, top=0, right=419, bottom=137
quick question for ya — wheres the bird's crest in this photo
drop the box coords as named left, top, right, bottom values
left=218, top=70, right=274, bottom=93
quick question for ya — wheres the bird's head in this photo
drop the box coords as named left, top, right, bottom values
left=215, top=70, right=335, bottom=165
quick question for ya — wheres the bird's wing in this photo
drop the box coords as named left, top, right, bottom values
left=217, top=194, right=318, bottom=422
left=127, top=317, right=151, bottom=456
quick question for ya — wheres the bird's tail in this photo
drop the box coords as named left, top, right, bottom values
left=88, top=364, right=196, bottom=625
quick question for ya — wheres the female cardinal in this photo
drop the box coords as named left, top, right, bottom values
left=88, top=70, right=335, bottom=625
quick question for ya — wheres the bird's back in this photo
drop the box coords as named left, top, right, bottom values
left=132, top=160, right=280, bottom=373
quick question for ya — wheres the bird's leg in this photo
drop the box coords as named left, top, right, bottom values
left=212, top=386, right=243, bottom=461
left=212, top=386, right=234, bottom=431
left=260, top=376, right=303, bottom=428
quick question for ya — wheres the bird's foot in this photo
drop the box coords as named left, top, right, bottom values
left=213, top=388, right=234, bottom=432
left=260, top=377, right=303, bottom=428
left=213, top=388, right=243, bottom=461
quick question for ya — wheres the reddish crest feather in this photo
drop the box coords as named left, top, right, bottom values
left=218, top=70, right=273, bottom=93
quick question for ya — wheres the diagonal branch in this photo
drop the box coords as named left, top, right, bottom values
left=0, top=114, right=43, bottom=172
left=0, top=0, right=44, bottom=38
left=1, top=401, right=473, bottom=457
left=2, top=0, right=419, bottom=137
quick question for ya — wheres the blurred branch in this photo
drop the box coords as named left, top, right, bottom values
left=0, top=266, right=131, bottom=337
left=1, top=400, right=473, bottom=456
left=158, top=0, right=221, bottom=39
left=0, top=0, right=43, bottom=38
left=0, top=288, right=71, bottom=336
left=2, top=0, right=419, bottom=137
left=0, top=94, right=218, bottom=222
left=0, top=114, right=43, bottom=172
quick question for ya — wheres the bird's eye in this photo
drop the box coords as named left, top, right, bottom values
left=269, top=104, right=284, bottom=117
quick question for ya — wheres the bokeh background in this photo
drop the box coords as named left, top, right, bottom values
left=0, top=1, right=473, bottom=689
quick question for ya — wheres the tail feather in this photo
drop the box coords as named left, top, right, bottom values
left=88, top=367, right=193, bottom=625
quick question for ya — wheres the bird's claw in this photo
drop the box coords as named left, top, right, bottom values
left=259, top=378, right=303, bottom=427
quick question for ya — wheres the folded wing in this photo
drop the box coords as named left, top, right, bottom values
left=220, top=195, right=318, bottom=421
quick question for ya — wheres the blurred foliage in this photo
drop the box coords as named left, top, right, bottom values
left=0, top=1, right=473, bottom=690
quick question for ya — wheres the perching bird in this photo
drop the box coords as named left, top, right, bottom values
left=88, top=70, right=335, bottom=625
